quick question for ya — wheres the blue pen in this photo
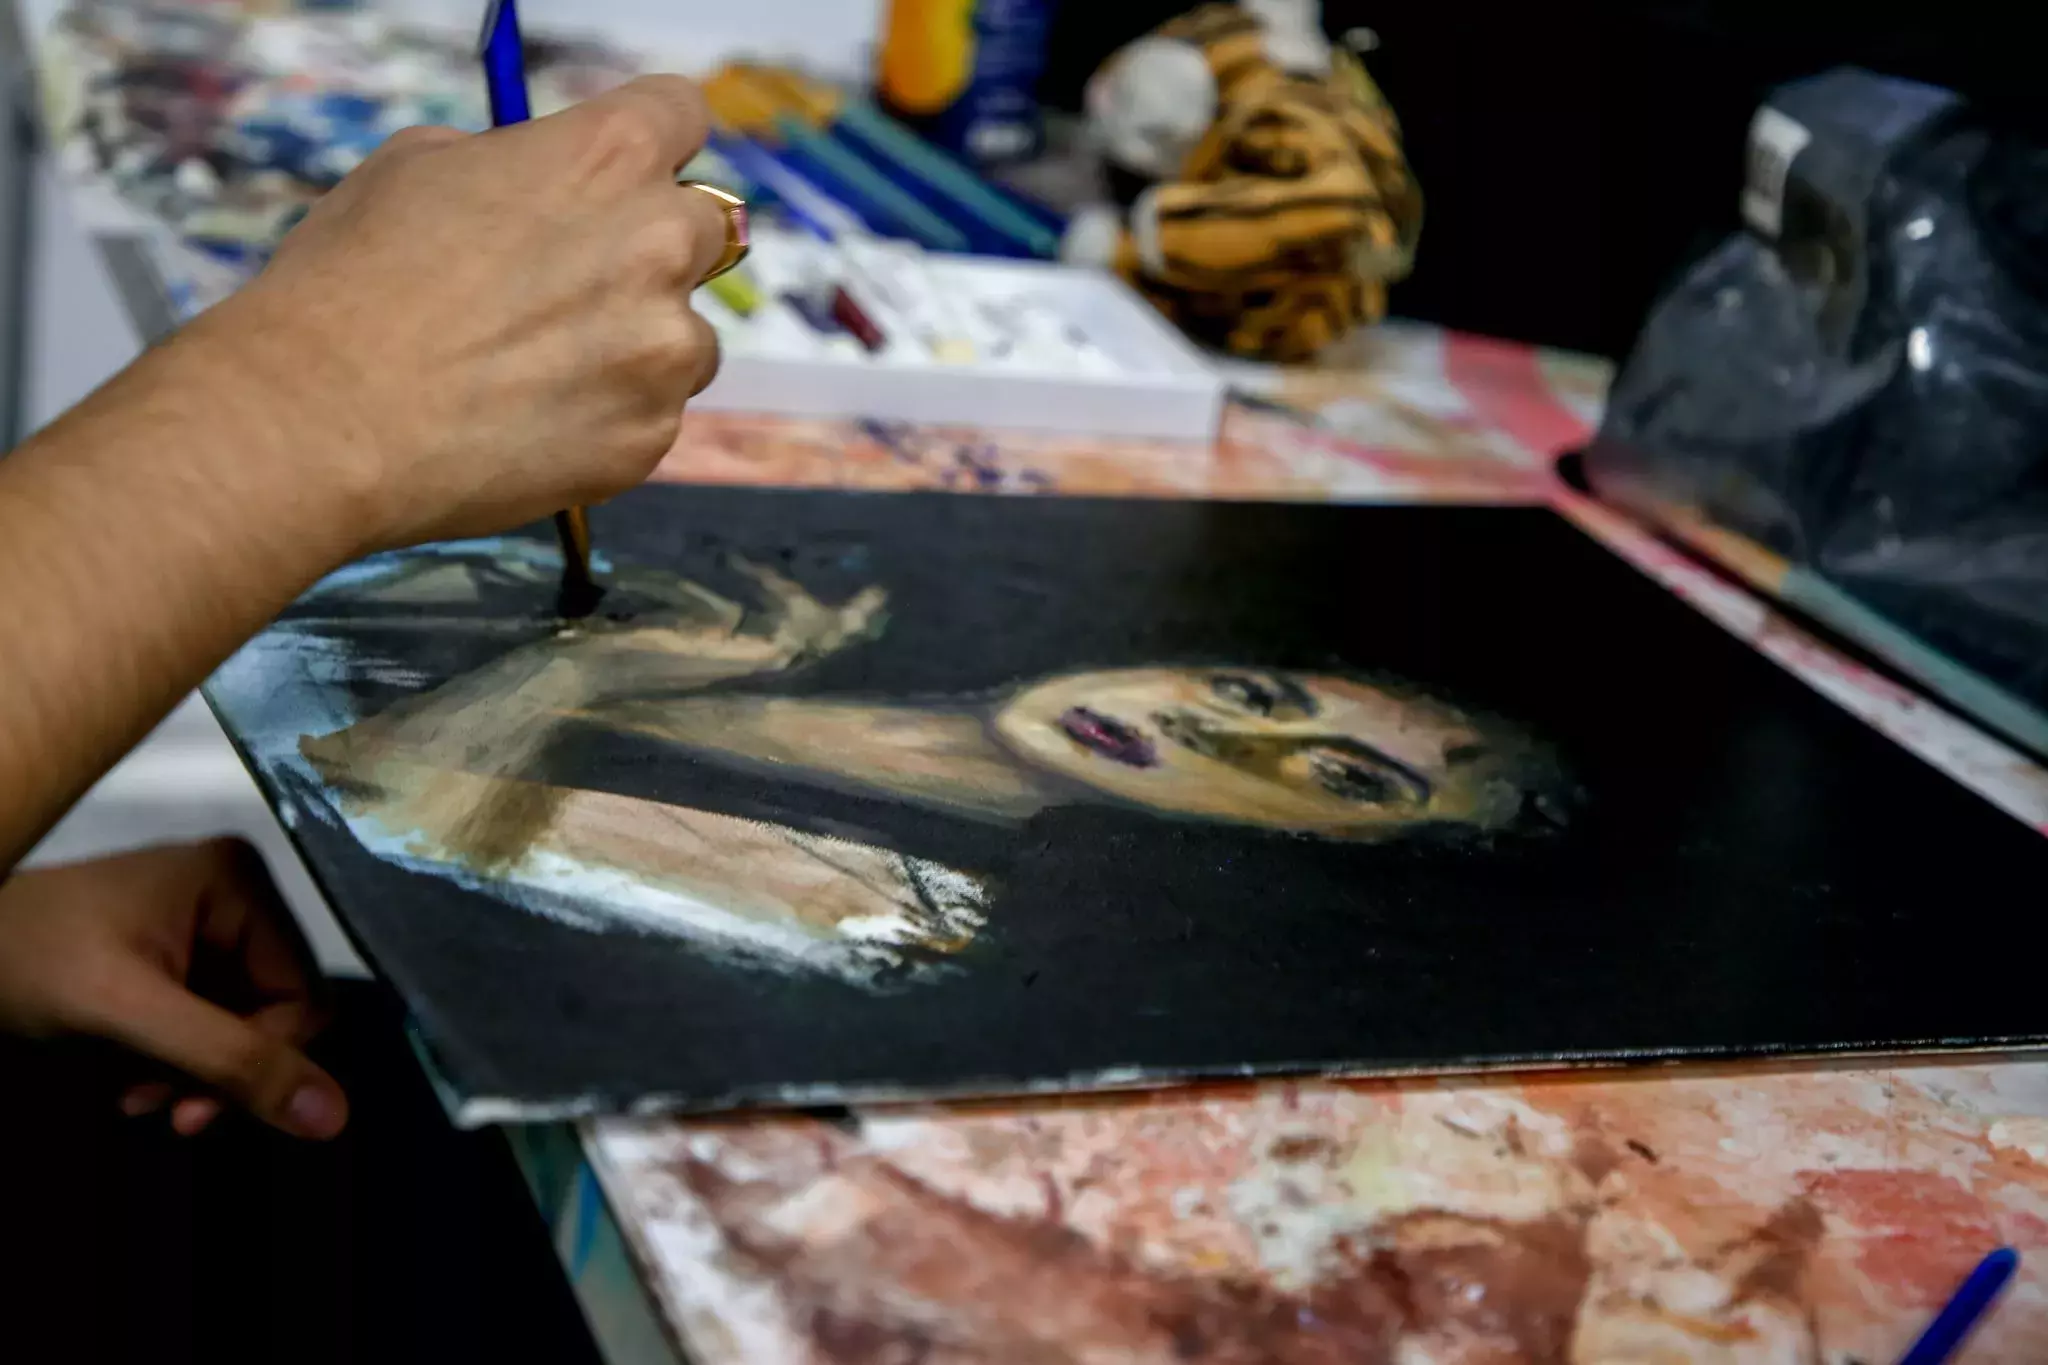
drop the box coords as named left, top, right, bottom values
left=1897, top=1247, right=2019, bottom=1365
left=479, top=0, right=598, bottom=615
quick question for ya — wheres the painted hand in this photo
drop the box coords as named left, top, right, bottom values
left=0, top=840, right=347, bottom=1140
left=735, top=559, right=890, bottom=664
left=178, top=75, right=733, bottom=555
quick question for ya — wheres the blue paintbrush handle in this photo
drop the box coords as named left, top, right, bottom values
left=480, top=0, right=531, bottom=127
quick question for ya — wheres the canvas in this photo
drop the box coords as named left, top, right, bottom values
left=206, top=490, right=2048, bottom=1122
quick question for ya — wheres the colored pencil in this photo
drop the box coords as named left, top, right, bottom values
left=836, top=99, right=1058, bottom=256
left=771, top=113, right=969, bottom=252
left=711, top=134, right=853, bottom=243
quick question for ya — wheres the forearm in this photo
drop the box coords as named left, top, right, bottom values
left=0, top=308, right=371, bottom=868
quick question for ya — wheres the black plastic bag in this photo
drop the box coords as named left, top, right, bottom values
left=1587, top=67, right=2048, bottom=738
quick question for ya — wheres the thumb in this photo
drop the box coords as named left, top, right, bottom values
left=81, top=964, right=349, bottom=1140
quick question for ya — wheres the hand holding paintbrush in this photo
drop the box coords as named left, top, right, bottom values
left=222, top=71, right=729, bottom=552
left=480, top=0, right=749, bottom=617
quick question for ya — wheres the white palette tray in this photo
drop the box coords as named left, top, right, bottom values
left=693, top=229, right=1225, bottom=443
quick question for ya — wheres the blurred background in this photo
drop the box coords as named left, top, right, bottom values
left=1033, top=0, right=2040, bottom=358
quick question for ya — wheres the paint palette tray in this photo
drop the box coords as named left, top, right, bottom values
left=691, top=227, right=1225, bottom=442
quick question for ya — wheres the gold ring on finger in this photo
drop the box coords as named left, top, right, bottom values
left=679, top=180, right=751, bottom=282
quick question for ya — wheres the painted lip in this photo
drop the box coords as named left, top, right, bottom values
left=1057, top=707, right=1158, bottom=768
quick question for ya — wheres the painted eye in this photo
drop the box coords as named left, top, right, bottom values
left=1311, top=753, right=1399, bottom=803
left=1211, top=672, right=1278, bottom=715
left=1211, top=672, right=1319, bottom=720
left=1305, top=745, right=1430, bottom=805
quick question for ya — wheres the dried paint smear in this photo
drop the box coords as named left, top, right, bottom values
left=591, top=1061, right=2048, bottom=1363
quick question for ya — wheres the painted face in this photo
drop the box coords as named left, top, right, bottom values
left=993, top=667, right=1519, bottom=835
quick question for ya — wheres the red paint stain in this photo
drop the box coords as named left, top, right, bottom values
left=1443, top=331, right=1594, bottom=459
left=1802, top=1170, right=2029, bottom=1307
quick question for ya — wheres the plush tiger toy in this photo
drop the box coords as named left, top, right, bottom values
left=1063, top=1, right=1421, bottom=361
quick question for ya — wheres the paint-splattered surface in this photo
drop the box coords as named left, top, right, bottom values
left=649, top=321, right=1587, bottom=507
left=652, top=394, right=1550, bottom=506
left=591, top=1063, right=2048, bottom=1363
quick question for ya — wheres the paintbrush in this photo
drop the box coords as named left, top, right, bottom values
left=479, top=0, right=601, bottom=619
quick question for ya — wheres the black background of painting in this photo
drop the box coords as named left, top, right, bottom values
left=240, top=492, right=2048, bottom=1114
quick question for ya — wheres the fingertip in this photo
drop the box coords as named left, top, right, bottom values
left=620, top=72, right=712, bottom=132
left=171, top=1096, right=223, bottom=1136
left=578, top=73, right=712, bottom=173
left=284, top=1078, right=349, bottom=1141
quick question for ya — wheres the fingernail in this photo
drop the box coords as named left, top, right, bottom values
left=287, top=1084, right=346, bottom=1139
left=172, top=1097, right=222, bottom=1136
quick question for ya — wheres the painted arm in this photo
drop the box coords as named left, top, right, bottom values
left=299, top=559, right=887, bottom=795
